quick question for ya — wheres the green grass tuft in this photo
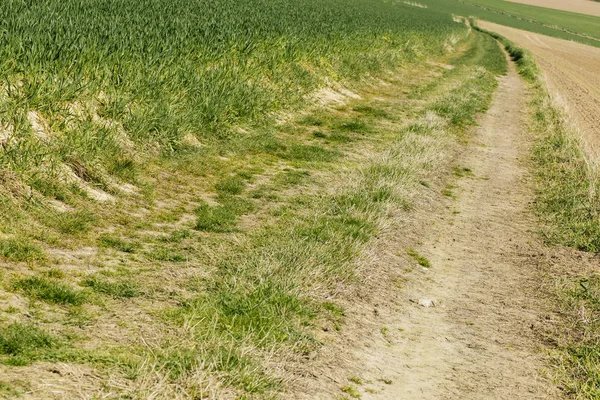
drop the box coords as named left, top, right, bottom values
left=280, top=144, right=339, bottom=162
left=0, top=322, right=55, bottom=365
left=323, top=301, right=345, bottom=316
left=274, top=169, right=310, bottom=187
left=148, top=246, right=187, bottom=262
left=453, top=166, right=473, bottom=178
left=349, top=376, right=363, bottom=385
left=159, top=229, right=193, bottom=243
left=335, top=119, right=370, bottom=133
left=0, top=239, right=45, bottom=262
left=98, top=234, right=139, bottom=253
left=215, top=176, right=247, bottom=195
left=194, top=202, right=238, bottom=233
left=14, top=276, right=88, bottom=306
left=83, top=276, right=141, bottom=298
left=341, top=384, right=361, bottom=398
left=329, top=133, right=355, bottom=143
left=299, top=115, right=326, bottom=126
left=49, top=210, right=97, bottom=235
left=405, top=248, right=431, bottom=268
left=352, top=105, right=391, bottom=119
left=216, top=195, right=256, bottom=215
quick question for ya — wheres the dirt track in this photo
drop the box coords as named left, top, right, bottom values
left=295, top=52, right=562, bottom=399
left=349, top=54, right=555, bottom=399
left=479, top=21, right=600, bottom=158
left=506, top=0, right=600, bottom=17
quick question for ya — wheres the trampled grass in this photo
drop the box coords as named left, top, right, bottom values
left=0, top=0, right=509, bottom=396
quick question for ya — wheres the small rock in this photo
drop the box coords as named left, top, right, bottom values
left=418, top=298, right=436, bottom=308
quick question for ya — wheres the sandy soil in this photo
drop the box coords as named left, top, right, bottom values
left=506, top=0, right=600, bottom=17
left=294, top=54, right=572, bottom=399
left=479, top=21, right=600, bottom=158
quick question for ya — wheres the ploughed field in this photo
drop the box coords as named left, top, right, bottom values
left=507, top=0, right=600, bottom=17
left=479, top=21, right=600, bottom=158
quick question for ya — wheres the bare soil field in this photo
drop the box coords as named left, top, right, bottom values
left=480, top=21, right=600, bottom=158
left=506, top=0, right=600, bottom=17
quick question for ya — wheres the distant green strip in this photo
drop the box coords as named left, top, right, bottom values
left=423, top=0, right=600, bottom=48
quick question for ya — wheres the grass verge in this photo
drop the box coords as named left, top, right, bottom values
left=0, top=29, right=506, bottom=398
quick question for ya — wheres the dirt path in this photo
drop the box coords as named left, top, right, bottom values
left=479, top=21, right=600, bottom=159
left=345, top=57, right=558, bottom=399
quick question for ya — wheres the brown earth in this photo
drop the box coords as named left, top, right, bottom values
left=506, top=0, right=600, bottom=17
left=295, top=54, right=576, bottom=399
left=479, top=21, right=600, bottom=159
